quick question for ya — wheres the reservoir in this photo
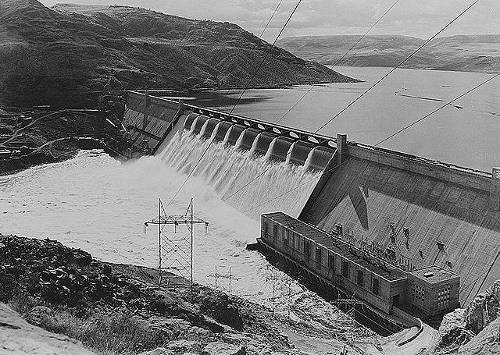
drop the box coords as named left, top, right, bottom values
left=192, top=66, right=500, bottom=172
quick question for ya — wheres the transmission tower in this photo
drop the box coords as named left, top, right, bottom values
left=144, top=198, right=209, bottom=287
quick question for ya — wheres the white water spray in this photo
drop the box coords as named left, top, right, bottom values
left=158, top=129, right=320, bottom=218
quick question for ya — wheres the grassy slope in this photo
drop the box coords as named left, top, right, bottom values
left=277, top=34, right=500, bottom=73
left=0, top=1, right=355, bottom=107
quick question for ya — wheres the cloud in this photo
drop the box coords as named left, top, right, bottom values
left=39, top=0, right=500, bottom=40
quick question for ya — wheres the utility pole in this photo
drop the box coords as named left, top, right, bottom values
left=145, top=198, right=209, bottom=289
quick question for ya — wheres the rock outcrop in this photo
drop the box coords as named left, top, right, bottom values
left=435, top=280, right=500, bottom=353
left=0, top=234, right=305, bottom=354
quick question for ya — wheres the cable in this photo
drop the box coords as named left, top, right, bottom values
left=218, top=0, right=482, bottom=204
left=274, top=0, right=401, bottom=125
left=314, top=0, right=481, bottom=134
left=376, top=72, right=500, bottom=146
left=220, top=0, right=401, bottom=203
left=164, top=0, right=303, bottom=207
left=228, top=0, right=303, bottom=115
left=258, top=0, right=284, bottom=38
left=239, top=71, right=499, bottom=215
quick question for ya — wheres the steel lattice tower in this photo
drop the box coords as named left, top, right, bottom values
left=145, top=198, right=208, bottom=286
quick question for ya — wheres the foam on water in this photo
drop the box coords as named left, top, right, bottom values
left=158, top=130, right=320, bottom=219
left=0, top=148, right=373, bottom=342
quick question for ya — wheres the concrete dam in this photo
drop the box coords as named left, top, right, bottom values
left=123, top=91, right=500, bottom=316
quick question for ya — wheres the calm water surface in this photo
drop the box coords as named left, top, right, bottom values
left=191, top=67, right=500, bottom=172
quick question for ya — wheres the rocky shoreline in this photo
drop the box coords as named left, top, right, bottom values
left=0, top=234, right=499, bottom=354
left=0, top=234, right=374, bottom=355
left=434, top=280, right=500, bottom=354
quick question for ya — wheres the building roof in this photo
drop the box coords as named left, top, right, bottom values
left=409, top=266, right=459, bottom=285
left=263, top=212, right=407, bottom=281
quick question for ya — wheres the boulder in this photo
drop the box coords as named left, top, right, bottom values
left=165, top=339, right=199, bottom=353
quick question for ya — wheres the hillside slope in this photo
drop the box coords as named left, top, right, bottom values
left=277, top=35, right=500, bottom=73
left=0, top=303, right=94, bottom=354
left=0, top=1, right=355, bottom=107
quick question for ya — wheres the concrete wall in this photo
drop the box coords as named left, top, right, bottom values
left=123, top=91, right=184, bottom=153
left=124, top=91, right=337, bottom=171
left=349, top=144, right=492, bottom=192
left=300, top=154, right=500, bottom=306
left=407, top=274, right=460, bottom=316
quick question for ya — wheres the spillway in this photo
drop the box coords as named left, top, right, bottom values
left=236, top=128, right=260, bottom=151
left=250, top=132, right=277, bottom=157
left=191, top=115, right=209, bottom=135
left=159, top=128, right=321, bottom=219
left=265, top=137, right=295, bottom=162
left=200, top=118, right=219, bottom=139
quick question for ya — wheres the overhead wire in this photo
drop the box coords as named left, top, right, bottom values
left=239, top=71, right=499, bottom=215
left=219, top=0, right=482, bottom=204
left=258, top=0, right=284, bottom=38
left=164, top=0, right=302, bottom=207
left=274, top=0, right=401, bottom=125
left=229, top=0, right=303, bottom=115
left=220, top=0, right=402, bottom=204
left=314, top=0, right=481, bottom=133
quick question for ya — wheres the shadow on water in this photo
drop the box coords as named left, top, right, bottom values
left=163, top=90, right=271, bottom=108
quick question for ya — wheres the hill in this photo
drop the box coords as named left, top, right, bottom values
left=277, top=34, right=500, bottom=73
left=0, top=1, right=355, bottom=107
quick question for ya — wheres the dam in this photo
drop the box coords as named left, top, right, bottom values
left=122, top=91, right=500, bottom=323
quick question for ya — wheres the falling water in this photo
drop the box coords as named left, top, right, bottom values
left=158, top=129, right=321, bottom=219
left=0, top=138, right=376, bottom=351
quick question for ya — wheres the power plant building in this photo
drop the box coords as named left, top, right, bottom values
left=259, top=212, right=461, bottom=318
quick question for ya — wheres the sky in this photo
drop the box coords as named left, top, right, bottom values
left=39, top=0, right=500, bottom=41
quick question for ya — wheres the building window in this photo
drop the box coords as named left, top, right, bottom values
left=372, top=278, right=379, bottom=295
left=328, top=254, right=335, bottom=270
left=342, top=260, right=349, bottom=278
left=315, top=247, right=322, bottom=264
left=437, top=287, right=451, bottom=310
left=290, top=233, right=295, bottom=249
left=283, top=230, right=289, bottom=247
left=356, top=270, right=364, bottom=286
left=273, top=225, right=278, bottom=241
left=263, top=221, right=269, bottom=238
left=304, top=240, right=311, bottom=259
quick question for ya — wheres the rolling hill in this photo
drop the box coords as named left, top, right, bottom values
left=277, top=34, right=500, bottom=73
left=0, top=1, right=355, bottom=107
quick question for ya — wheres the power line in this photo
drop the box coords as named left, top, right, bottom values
left=376, top=72, right=500, bottom=146
left=217, top=0, right=482, bottom=204
left=239, top=71, right=498, bottom=215
left=164, top=0, right=303, bottom=207
left=314, top=0, right=481, bottom=134
left=229, top=0, right=303, bottom=115
left=220, top=0, right=401, bottom=203
left=258, top=0, right=284, bottom=38
left=274, top=0, right=401, bottom=125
